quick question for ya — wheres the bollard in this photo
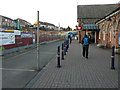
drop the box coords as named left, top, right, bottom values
left=65, top=40, right=68, bottom=53
left=64, top=41, right=66, bottom=55
left=68, top=40, right=69, bottom=48
left=62, top=43, right=64, bottom=60
left=66, top=40, right=68, bottom=52
left=111, top=45, right=115, bottom=69
left=67, top=40, right=69, bottom=51
left=57, top=45, right=61, bottom=68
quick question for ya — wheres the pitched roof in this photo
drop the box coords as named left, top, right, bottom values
left=77, top=4, right=118, bottom=24
left=17, top=18, right=32, bottom=25
left=95, top=7, right=120, bottom=24
left=0, top=15, right=14, bottom=21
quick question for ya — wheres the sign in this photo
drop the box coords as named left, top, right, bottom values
left=0, top=32, right=15, bottom=45
left=76, top=26, right=82, bottom=30
left=21, top=33, right=32, bottom=38
left=14, top=30, right=21, bottom=35
left=119, top=34, right=120, bottom=45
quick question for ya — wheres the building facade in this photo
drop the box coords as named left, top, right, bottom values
left=17, top=18, right=32, bottom=29
left=0, top=15, right=14, bottom=30
left=96, top=7, right=120, bottom=48
left=34, top=21, right=56, bottom=30
left=77, top=4, right=119, bottom=45
left=0, top=16, right=32, bottom=30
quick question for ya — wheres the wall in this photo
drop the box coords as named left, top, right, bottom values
left=98, top=13, right=120, bottom=48
left=0, top=30, right=61, bottom=51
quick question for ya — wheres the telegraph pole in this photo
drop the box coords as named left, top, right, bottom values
left=37, top=11, right=40, bottom=71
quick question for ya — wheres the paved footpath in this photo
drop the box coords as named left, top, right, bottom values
left=31, top=40, right=118, bottom=88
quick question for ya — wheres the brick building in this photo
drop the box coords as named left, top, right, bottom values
left=17, top=18, right=32, bottom=29
left=96, top=7, right=120, bottom=48
left=77, top=4, right=118, bottom=44
left=34, top=21, right=55, bottom=30
left=0, top=15, right=14, bottom=30
left=0, top=16, right=32, bottom=30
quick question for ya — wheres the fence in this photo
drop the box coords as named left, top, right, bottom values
left=0, top=30, right=64, bottom=55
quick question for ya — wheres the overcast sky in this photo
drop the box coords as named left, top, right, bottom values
left=0, top=0, right=119, bottom=29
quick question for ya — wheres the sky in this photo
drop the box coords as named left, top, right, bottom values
left=0, top=0, right=120, bottom=29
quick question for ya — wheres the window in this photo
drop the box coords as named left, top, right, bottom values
left=5, top=19, right=7, bottom=22
left=99, top=31, right=101, bottom=39
left=103, top=30, right=105, bottom=40
left=110, top=28, right=111, bottom=41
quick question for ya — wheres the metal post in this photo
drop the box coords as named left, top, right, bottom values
left=111, top=45, right=115, bottom=69
left=62, top=43, right=64, bottom=60
left=57, top=45, right=61, bottom=68
left=37, top=11, right=40, bottom=71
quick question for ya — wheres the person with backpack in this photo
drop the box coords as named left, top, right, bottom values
left=81, top=34, right=90, bottom=59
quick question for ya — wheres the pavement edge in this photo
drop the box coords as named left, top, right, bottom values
left=25, top=55, right=56, bottom=88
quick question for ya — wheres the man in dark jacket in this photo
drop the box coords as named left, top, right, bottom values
left=82, top=34, right=90, bottom=59
left=68, top=35, right=72, bottom=44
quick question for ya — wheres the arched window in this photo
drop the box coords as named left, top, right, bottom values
left=109, top=28, right=111, bottom=41
left=99, top=31, right=101, bottom=39
left=99, top=23, right=104, bottom=39
left=106, top=22, right=110, bottom=34
left=103, top=29, right=105, bottom=40
left=114, top=17, right=120, bottom=33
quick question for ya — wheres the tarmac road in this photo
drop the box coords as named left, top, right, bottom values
left=2, top=40, right=63, bottom=88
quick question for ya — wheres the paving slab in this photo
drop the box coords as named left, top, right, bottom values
left=31, top=40, right=118, bottom=88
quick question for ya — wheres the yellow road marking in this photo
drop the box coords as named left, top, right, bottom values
left=0, top=68, right=36, bottom=72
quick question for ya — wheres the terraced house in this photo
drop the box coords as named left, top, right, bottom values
left=0, top=15, right=14, bottom=30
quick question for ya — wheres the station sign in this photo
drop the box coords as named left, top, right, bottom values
left=76, top=26, right=82, bottom=31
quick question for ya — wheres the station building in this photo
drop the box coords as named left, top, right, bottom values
left=77, top=4, right=119, bottom=44
left=96, top=6, right=120, bottom=48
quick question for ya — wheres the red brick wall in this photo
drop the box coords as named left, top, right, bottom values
left=98, top=13, right=120, bottom=48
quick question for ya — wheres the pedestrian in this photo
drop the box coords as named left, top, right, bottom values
left=68, top=35, right=72, bottom=44
left=88, top=33, right=91, bottom=44
left=82, top=34, right=90, bottom=59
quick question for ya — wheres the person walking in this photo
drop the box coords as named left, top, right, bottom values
left=82, top=34, right=90, bottom=59
left=88, top=33, right=91, bottom=44
left=68, top=35, right=72, bottom=44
